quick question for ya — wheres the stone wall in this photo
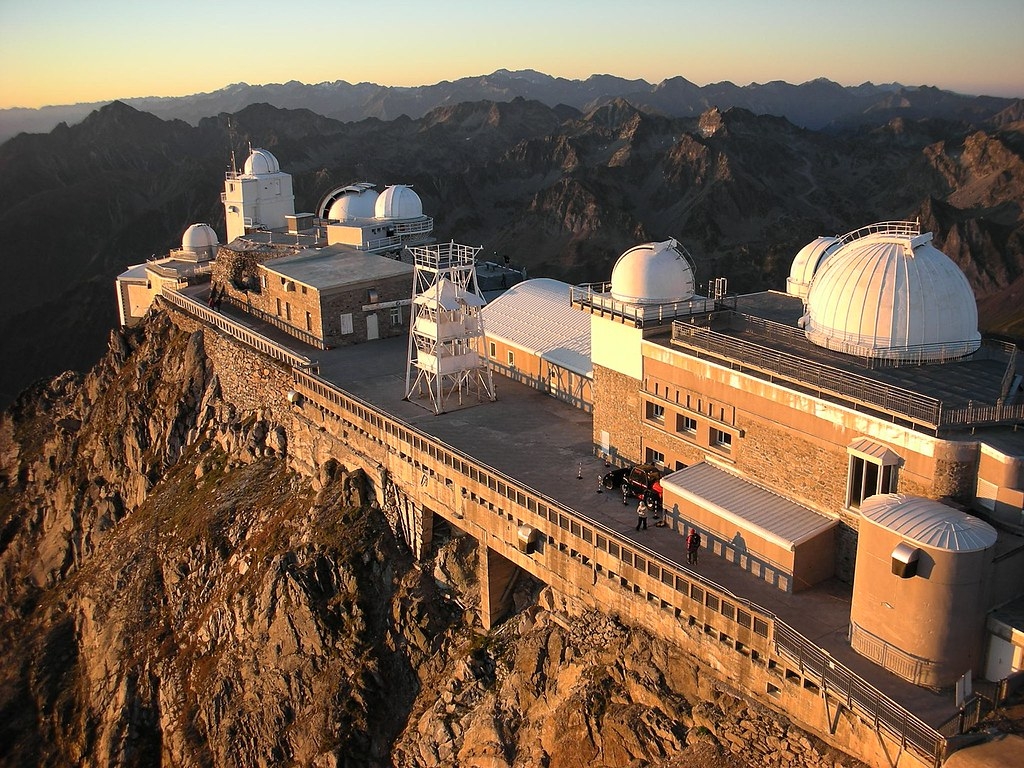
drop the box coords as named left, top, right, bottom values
left=592, top=364, right=641, bottom=464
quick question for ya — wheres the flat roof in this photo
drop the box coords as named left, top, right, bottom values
left=650, top=290, right=1024, bottom=445
left=661, top=462, right=837, bottom=550
left=262, top=245, right=413, bottom=291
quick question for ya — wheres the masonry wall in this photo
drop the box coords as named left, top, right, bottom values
left=592, top=364, right=642, bottom=465
left=320, top=277, right=409, bottom=345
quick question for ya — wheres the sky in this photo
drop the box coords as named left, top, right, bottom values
left=1, top=0, right=1022, bottom=110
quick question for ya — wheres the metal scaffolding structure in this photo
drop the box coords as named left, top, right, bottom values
left=404, top=242, right=496, bottom=414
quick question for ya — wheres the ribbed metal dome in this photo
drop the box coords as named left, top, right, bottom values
left=242, top=148, right=281, bottom=176
left=375, top=185, right=423, bottom=219
left=803, top=229, right=980, bottom=360
left=327, top=187, right=378, bottom=221
left=181, top=223, right=218, bottom=256
left=787, top=236, right=840, bottom=300
left=860, top=494, right=997, bottom=552
left=609, top=239, right=696, bottom=305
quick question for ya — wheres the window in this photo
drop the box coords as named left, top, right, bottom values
left=677, top=414, right=697, bottom=433
left=646, top=402, right=665, bottom=423
left=489, top=341, right=496, bottom=358
left=507, top=351, right=515, bottom=367
left=305, top=311, right=312, bottom=331
left=711, top=428, right=733, bottom=451
left=847, top=440, right=900, bottom=508
left=390, top=306, right=403, bottom=325
left=340, top=313, right=354, bottom=335
left=646, top=448, right=665, bottom=466
left=276, top=298, right=282, bottom=317
left=285, top=302, right=291, bottom=322
left=301, top=285, right=307, bottom=295
left=260, top=274, right=267, bottom=290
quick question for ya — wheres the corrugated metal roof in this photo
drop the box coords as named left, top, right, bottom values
left=860, top=494, right=997, bottom=552
left=848, top=437, right=901, bottom=464
left=482, top=278, right=592, bottom=377
left=660, top=462, right=836, bottom=550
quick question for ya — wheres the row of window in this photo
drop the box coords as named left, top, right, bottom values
left=646, top=400, right=734, bottom=455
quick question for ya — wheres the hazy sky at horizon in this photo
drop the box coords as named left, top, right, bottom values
left=1, top=0, right=1021, bottom=109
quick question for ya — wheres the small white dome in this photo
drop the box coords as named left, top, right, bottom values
left=375, top=185, right=423, bottom=219
left=243, top=148, right=281, bottom=176
left=804, top=229, right=980, bottom=360
left=610, top=239, right=696, bottom=305
left=181, top=223, right=219, bottom=260
left=328, top=188, right=379, bottom=221
left=787, top=236, right=840, bottom=300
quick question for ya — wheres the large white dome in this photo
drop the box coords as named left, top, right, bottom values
left=375, top=185, right=423, bottom=219
left=787, top=236, right=840, bottom=300
left=803, top=229, right=980, bottom=360
left=610, top=239, right=696, bottom=305
left=327, top=186, right=379, bottom=221
left=243, top=148, right=281, bottom=176
left=181, top=223, right=219, bottom=259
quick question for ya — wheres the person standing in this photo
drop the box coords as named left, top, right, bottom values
left=686, top=528, right=701, bottom=564
left=636, top=498, right=648, bottom=531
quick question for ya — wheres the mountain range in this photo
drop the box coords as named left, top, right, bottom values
left=0, top=73, right=1022, bottom=407
left=1, top=69, right=1020, bottom=143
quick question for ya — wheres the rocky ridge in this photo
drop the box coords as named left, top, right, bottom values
left=0, top=308, right=868, bottom=766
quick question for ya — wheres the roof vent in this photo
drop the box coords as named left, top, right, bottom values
left=891, top=542, right=921, bottom=578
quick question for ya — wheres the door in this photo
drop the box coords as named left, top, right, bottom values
left=366, top=312, right=379, bottom=340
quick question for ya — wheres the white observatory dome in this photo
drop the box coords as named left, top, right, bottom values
left=243, top=148, right=281, bottom=176
left=803, top=229, right=980, bottom=360
left=181, top=223, right=219, bottom=260
left=375, top=185, right=423, bottom=219
left=610, top=239, right=696, bottom=305
left=787, top=236, right=840, bottom=300
left=327, top=186, right=379, bottom=221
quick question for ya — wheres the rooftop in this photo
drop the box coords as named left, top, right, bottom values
left=262, top=245, right=414, bottom=292
left=659, top=291, right=1024, bottom=439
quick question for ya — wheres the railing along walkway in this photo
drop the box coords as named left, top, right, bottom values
left=160, top=287, right=318, bottom=371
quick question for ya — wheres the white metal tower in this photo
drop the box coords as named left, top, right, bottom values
left=404, top=242, right=496, bottom=414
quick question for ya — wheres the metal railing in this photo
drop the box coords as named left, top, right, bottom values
left=836, top=220, right=921, bottom=246
left=774, top=623, right=946, bottom=763
left=571, top=283, right=717, bottom=328
left=849, top=621, right=940, bottom=686
left=221, top=294, right=326, bottom=350
left=671, top=320, right=945, bottom=429
left=159, top=288, right=318, bottom=371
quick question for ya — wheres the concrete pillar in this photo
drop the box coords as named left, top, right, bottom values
left=403, top=501, right=434, bottom=561
left=480, top=545, right=520, bottom=630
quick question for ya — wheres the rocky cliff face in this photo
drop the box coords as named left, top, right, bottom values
left=0, top=312, right=867, bottom=767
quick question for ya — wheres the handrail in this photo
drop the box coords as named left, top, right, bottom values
left=671, top=320, right=944, bottom=429
left=571, top=283, right=718, bottom=328
left=220, top=294, right=326, bottom=350
left=159, top=288, right=318, bottom=371
left=836, top=220, right=921, bottom=246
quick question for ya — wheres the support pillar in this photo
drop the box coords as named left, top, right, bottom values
left=403, top=502, right=434, bottom=561
left=479, top=545, right=519, bottom=630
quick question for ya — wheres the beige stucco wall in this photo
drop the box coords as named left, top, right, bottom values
left=850, top=516, right=993, bottom=688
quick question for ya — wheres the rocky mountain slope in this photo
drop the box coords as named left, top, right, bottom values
left=0, top=310, right=867, bottom=767
left=2, top=96, right=1023, bottom=407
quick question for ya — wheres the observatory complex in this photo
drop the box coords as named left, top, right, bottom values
left=117, top=148, right=1024, bottom=767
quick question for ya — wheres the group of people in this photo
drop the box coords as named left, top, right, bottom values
left=633, top=495, right=702, bottom=565
left=207, top=284, right=225, bottom=311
